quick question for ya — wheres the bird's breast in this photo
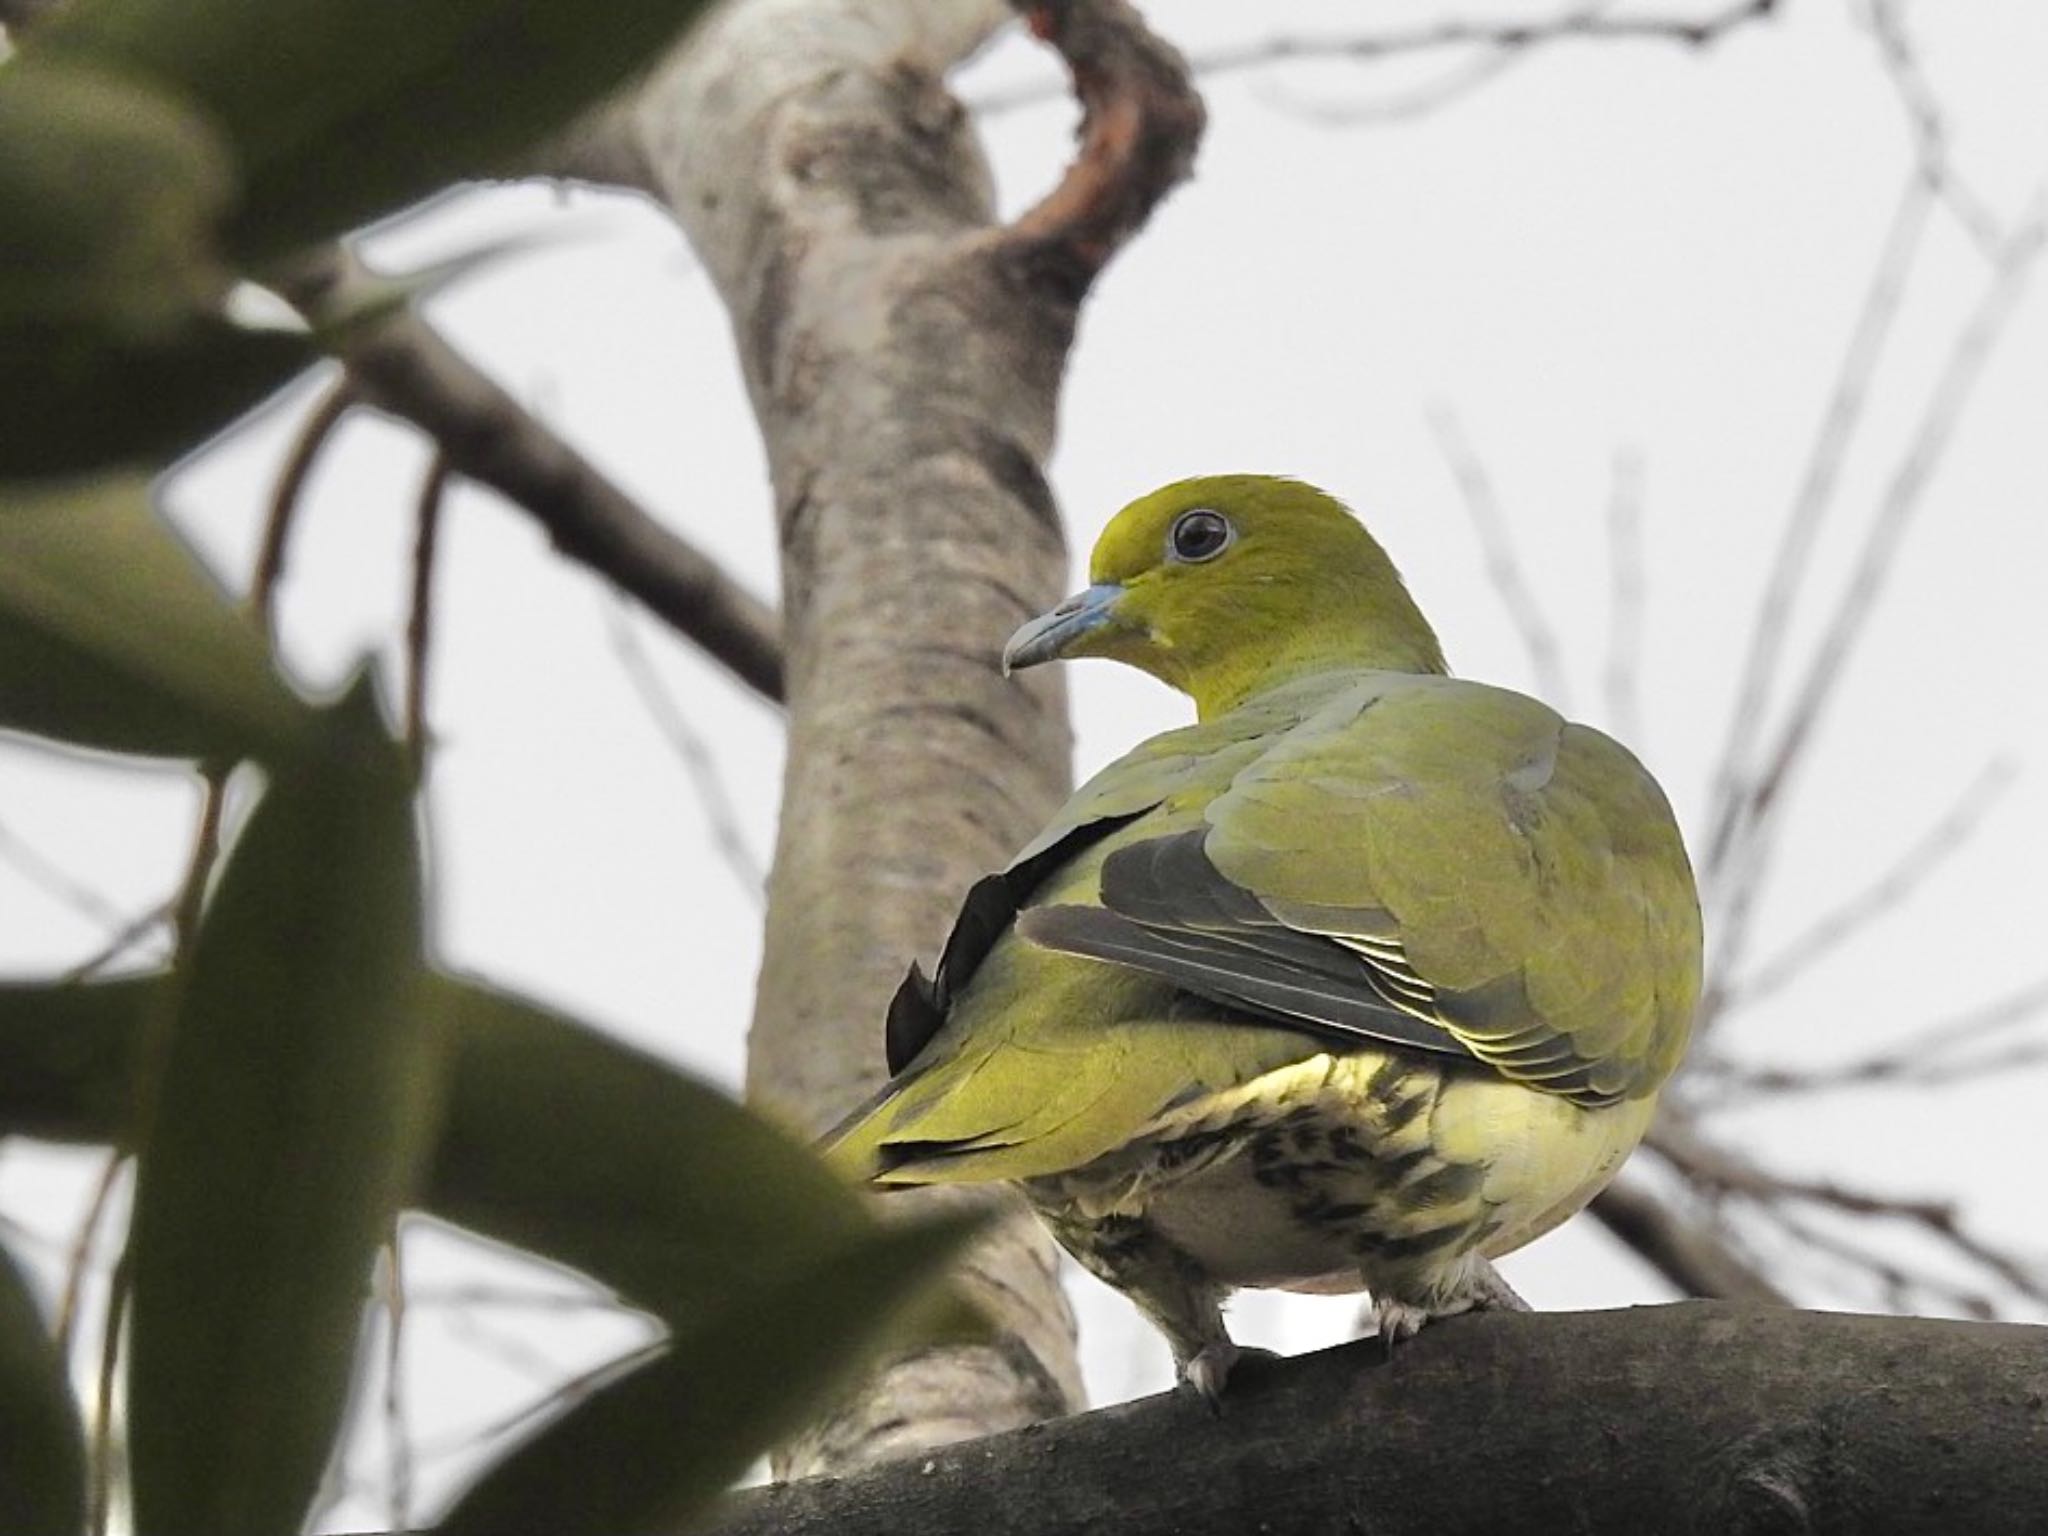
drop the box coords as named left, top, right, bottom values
left=1028, top=1050, right=1654, bottom=1295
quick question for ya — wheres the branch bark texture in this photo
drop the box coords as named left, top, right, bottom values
left=622, top=0, right=1204, bottom=1473
left=703, top=1302, right=2048, bottom=1536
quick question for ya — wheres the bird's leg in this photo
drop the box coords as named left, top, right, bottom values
left=1364, top=1253, right=1526, bottom=1352
left=1042, top=1209, right=1247, bottom=1406
left=1463, top=1255, right=1532, bottom=1313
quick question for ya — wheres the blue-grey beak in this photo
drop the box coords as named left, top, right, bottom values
left=1001, top=583, right=1126, bottom=675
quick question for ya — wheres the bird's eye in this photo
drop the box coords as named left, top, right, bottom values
left=1168, top=508, right=1233, bottom=563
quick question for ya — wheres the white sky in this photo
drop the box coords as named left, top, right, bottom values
left=3, top=1, right=2046, bottom=1527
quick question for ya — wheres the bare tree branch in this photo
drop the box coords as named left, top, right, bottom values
left=1427, top=406, right=1572, bottom=708
left=1723, top=757, right=2018, bottom=1011
left=1649, top=1118, right=2048, bottom=1312
left=1702, top=173, right=1932, bottom=883
left=606, top=607, right=767, bottom=902
left=1702, top=972, right=2048, bottom=1098
left=289, top=255, right=785, bottom=704
left=971, top=0, right=1782, bottom=116
left=1708, top=187, right=2048, bottom=982
left=1865, top=0, right=2004, bottom=257
left=0, top=818, right=131, bottom=937
left=1587, top=1175, right=1788, bottom=1304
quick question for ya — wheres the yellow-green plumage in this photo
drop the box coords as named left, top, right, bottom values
left=825, top=475, right=1701, bottom=1394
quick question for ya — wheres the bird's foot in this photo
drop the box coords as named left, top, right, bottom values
left=1180, top=1342, right=1280, bottom=1410
left=1369, top=1294, right=1471, bottom=1356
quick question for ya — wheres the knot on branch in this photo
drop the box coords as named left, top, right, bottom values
left=1003, top=0, right=1206, bottom=296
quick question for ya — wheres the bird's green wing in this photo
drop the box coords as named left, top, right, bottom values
left=1023, top=675, right=1701, bottom=1107
left=881, top=686, right=1328, bottom=1077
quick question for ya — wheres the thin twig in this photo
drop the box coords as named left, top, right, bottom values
left=381, top=1233, right=415, bottom=1533
left=607, top=607, right=766, bottom=902
left=286, top=252, right=785, bottom=704
left=0, top=817, right=131, bottom=935
left=1251, top=34, right=1542, bottom=127
left=403, top=1282, right=631, bottom=1315
left=1702, top=973, right=2048, bottom=1097
left=1587, top=1176, right=1788, bottom=1303
left=1865, top=0, right=2004, bottom=258
left=1601, top=447, right=1647, bottom=748
left=1651, top=1119, right=2048, bottom=1311
left=53, top=1152, right=125, bottom=1358
left=1712, top=189, right=2048, bottom=979
left=1724, top=758, right=2019, bottom=1010
left=1703, top=173, right=1933, bottom=882
left=87, top=1247, right=130, bottom=1536
left=59, top=903, right=176, bottom=985
left=970, top=0, right=1780, bottom=115
left=406, top=452, right=453, bottom=782
left=1427, top=407, right=1571, bottom=708
left=251, top=376, right=356, bottom=646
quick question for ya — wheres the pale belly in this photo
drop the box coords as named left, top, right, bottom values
left=1033, top=1050, right=1657, bottom=1300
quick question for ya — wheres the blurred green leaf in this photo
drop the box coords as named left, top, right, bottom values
left=436, top=1212, right=986, bottom=1536
left=3, top=316, right=316, bottom=478
left=0, top=59, right=317, bottom=473
left=29, top=0, right=720, bottom=262
left=126, top=679, right=443, bottom=1536
left=427, top=979, right=881, bottom=1321
left=0, top=1244, right=86, bottom=1536
left=0, top=973, right=148, bottom=1144
left=0, top=474, right=315, bottom=761
left=0, top=969, right=990, bottom=1526
left=0, top=58, right=232, bottom=333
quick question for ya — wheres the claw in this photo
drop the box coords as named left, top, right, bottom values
left=1180, top=1342, right=1280, bottom=1409
left=1183, top=1340, right=1242, bottom=1409
left=1370, top=1294, right=1473, bottom=1356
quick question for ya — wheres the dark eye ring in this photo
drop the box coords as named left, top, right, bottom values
left=1168, top=508, right=1233, bottom=563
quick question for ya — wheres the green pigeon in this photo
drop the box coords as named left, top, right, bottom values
left=826, top=475, right=1701, bottom=1397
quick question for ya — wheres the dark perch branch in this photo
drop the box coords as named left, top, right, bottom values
left=698, top=1303, right=2048, bottom=1536
left=288, top=257, right=784, bottom=704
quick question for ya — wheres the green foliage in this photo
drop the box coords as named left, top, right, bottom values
left=439, top=1216, right=985, bottom=1536
left=125, top=681, right=436, bottom=1536
left=26, top=0, right=718, bottom=264
left=4, top=0, right=715, bottom=476
left=0, top=963, right=984, bottom=1532
left=0, top=0, right=959, bottom=1525
left=0, top=474, right=315, bottom=761
left=0, top=60, right=318, bottom=475
left=0, top=1249, right=86, bottom=1536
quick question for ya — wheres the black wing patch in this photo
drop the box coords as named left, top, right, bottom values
left=1017, top=830, right=1480, bottom=1066
left=884, top=809, right=1152, bottom=1075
